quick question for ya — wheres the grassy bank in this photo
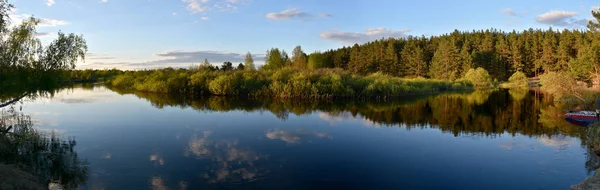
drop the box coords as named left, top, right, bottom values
left=107, top=68, right=474, bottom=99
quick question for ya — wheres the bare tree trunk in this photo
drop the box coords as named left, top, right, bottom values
left=0, top=92, right=29, bottom=109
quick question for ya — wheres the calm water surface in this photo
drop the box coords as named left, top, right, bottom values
left=8, top=86, right=597, bottom=189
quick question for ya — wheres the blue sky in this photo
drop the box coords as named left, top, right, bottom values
left=8, top=0, right=600, bottom=69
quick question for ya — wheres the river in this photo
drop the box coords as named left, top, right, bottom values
left=1, top=85, right=596, bottom=189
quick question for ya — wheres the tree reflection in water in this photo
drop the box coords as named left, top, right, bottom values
left=113, top=87, right=600, bottom=176
left=0, top=103, right=87, bottom=189
left=4, top=86, right=599, bottom=188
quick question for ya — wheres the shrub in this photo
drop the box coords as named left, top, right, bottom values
left=108, top=67, right=475, bottom=98
left=507, top=71, right=528, bottom=87
left=539, top=72, right=584, bottom=101
left=463, top=68, right=493, bottom=88
left=209, top=75, right=239, bottom=95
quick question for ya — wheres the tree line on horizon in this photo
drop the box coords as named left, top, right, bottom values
left=230, top=10, right=600, bottom=83
left=254, top=28, right=599, bottom=82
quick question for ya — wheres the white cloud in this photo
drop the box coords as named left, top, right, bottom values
left=266, top=8, right=318, bottom=20
left=182, top=0, right=210, bottom=13
left=501, top=8, right=517, bottom=16
left=537, top=136, right=575, bottom=150
left=321, top=28, right=411, bottom=44
left=86, top=53, right=116, bottom=60
left=201, top=16, right=210, bottom=20
left=9, top=11, right=68, bottom=27
left=182, top=0, right=248, bottom=15
left=265, top=129, right=330, bottom=144
left=46, top=0, right=55, bottom=7
left=172, top=12, right=178, bottom=16
left=38, top=17, right=68, bottom=27
left=593, top=6, right=600, bottom=11
left=500, top=8, right=526, bottom=17
left=214, top=3, right=237, bottom=11
left=80, top=50, right=265, bottom=70
left=535, top=10, right=587, bottom=27
left=99, top=0, right=108, bottom=3
left=266, top=129, right=301, bottom=144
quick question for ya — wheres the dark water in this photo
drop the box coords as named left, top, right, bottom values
left=3, top=85, right=597, bottom=189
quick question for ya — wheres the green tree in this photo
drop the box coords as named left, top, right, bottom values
left=348, top=44, right=363, bottom=74
left=464, top=67, right=493, bottom=88
left=199, top=58, right=215, bottom=71
left=236, top=63, right=245, bottom=70
left=430, top=40, right=460, bottom=80
left=588, top=10, right=600, bottom=31
left=263, top=48, right=285, bottom=70
left=307, top=52, right=330, bottom=69
left=401, top=40, right=427, bottom=77
left=382, top=41, right=399, bottom=76
left=221, top=61, right=234, bottom=71
left=507, top=71, right=529, bottom=87
left=244, top=52, right=255, bottom=71
left=291, top=45, right=308, bottom=69
left=0, top=1, right=86, bottom=80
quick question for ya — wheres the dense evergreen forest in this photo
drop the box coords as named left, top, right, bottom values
left=252, top=10, right=600, bottom=83
left=288, top=27, right=599, bottom=82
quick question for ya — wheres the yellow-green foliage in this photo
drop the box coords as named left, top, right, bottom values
left=463, top=68, right=493, bottom=88
left=506, top=71, right=529, bottom=87
left=539, top=72, right=583, bottom=100
left=108, top=67, right=473, bottom=98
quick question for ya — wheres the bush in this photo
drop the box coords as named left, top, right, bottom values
left=539, top=71, right=584, bottom=101
left=463, top=68, right=493, bottom=88
left=107, top=67, right=474, bottom=99
left=507, top=71, right=528, bottom=87
left=209, top=75, right=240, bottom=95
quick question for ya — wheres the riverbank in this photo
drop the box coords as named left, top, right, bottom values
left=108, top=68, right=474, bottom=99
left=572, top=168, right=600, bottom=190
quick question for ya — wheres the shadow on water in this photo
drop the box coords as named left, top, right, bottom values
left=0, top=89, right=88, bottom=189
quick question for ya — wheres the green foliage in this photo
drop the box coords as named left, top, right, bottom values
left=430, top=40, right=461, bottom=80
left=262, top=48, right=288, bottom=70
left=244, top=52, right=255, bottom=71
left=0, top=1, right=86, bottom=89
left=401, top=39, right=427, bottom=77
left=463, top=68, right=493, bottom=88
left=209, top=74, right=239, bottom=95
left=221, top=61, right=233, bottom=71
left=307, top=52, right=331, bottom=69
left=292, top=46, right=308, bottom=69
left=236, top=63, right=245, bottom=70
left=588, top=10, right=600, bottom=32
left=539, top=72, right=584, bottom=101
left=506, top=71, right=529, bottom=88
left=108, top=68, right=473, bottom=99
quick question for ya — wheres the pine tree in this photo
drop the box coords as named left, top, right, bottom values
left=401, top=40, right=427, bottom=78
left=348, top=44, right=362, bottom=74
left=459, top=41, right=473, bottom=77
left=430, top=40, right=461, bottom=80
left=383, top=41, right=399, bottom=76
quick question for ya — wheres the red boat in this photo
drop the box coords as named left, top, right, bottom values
left=566, top=111, right=598, bottom=120
left=565, top=111, right=598, bottom=127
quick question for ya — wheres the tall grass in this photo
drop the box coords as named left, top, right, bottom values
left=108, top=67, right=473, bottom=99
